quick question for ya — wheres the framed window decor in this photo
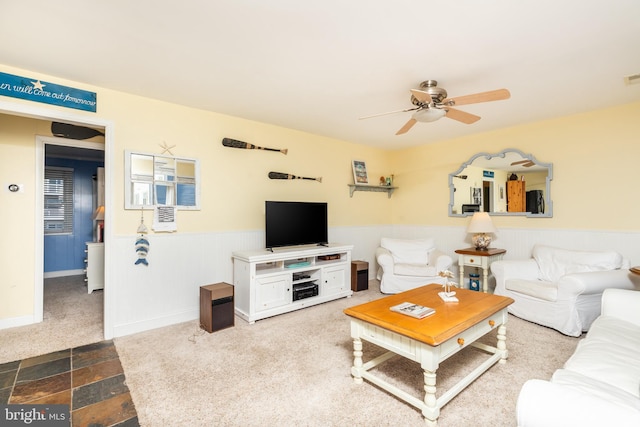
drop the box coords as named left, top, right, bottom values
left=124, top=150, right=201, bottom=210
left=352, top=160, right=369, bottom=185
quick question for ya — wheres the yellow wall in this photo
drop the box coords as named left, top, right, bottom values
left=89, top=85, right=392, bottom=233
left=390, top=101, right=640, bottom=230
left=2, top=62, right=640, bottom=324
left=0, top=64, right=391, bottom=321
left=0, top=115, right=49, bottom=318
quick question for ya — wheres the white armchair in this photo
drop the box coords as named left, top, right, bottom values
left=375, top=237, right=453, bottom=294
left=491, top=244, right=639, bottom=336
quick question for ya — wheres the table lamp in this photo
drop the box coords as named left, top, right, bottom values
left=467, top=212, right=497, bottom=250
left=92, top=205, right=105, bottom=243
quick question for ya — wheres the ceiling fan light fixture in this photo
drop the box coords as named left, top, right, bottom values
left=413, top=107, right=446, bottom=122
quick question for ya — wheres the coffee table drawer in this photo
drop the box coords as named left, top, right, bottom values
left=439, top=311, right=506, bottom=359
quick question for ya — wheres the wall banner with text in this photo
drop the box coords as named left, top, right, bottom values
left=0, top=71, right=97, bottom=112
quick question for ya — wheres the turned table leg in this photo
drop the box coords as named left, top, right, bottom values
left=497, top=324, right=508, bottom=364
left=351, top=337, right=363, bottom=384
left=482, top=265, right=490, bottom=293
left=422, top=370, right=438, bottom=426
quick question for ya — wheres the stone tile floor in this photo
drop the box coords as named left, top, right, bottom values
left=0, top=340, right=138, bottom=426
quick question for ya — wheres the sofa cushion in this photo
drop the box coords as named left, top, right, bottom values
left=533, top=245, right=624, bottom=282
left=552, top=369, right=640, bottom=412
left=586, top=315, right=640, bottom=353
left=394, top=263, right=438, bottom=277
left=563, top=316, right=640, bottom=397
left=381, top=237, right=435, bottom=265
left=505, top=279, right=558, bottom=301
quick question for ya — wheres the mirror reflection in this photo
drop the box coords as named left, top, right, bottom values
left=125, top=151, right=200, bottom=210
left=449, top=149, right=553, bottom=217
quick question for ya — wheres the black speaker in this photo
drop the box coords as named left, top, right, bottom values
left=211, top=296, right=234, bottom=331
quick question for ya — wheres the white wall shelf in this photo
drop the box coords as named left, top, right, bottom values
left=348, top=184, right=397, bottom=198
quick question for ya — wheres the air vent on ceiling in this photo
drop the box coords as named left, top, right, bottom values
left=623, top=73, right=640, bottom=85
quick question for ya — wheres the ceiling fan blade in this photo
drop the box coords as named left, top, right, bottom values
left=395, top=118, right=417, bottom=135
left=359, top=107, right=419, bottom=120
left=445, top=107, right=481, bottom=124
left=444, top=88, right=511, bottom=106
left=511, top=160, right=535, bottom=167
left=410, top=89, right=433, bottom=104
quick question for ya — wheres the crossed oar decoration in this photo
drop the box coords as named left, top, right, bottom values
left=221, top=137, right=321, bottom=183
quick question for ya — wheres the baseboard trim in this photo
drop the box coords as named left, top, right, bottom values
left=112, top=309, right=199, bottom=338
left=0, top=314, right=39, bottom=331
left=44, top=269, right=84, bottom=279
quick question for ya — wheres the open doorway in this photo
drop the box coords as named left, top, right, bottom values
left=482, top=180, right=493, bottom=212
left=0, top=100, right=113, bottom=340
left=41, top=137, right=105, bottom=337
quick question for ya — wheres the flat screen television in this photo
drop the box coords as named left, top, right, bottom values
left=265, top=201, right=328, bottom=249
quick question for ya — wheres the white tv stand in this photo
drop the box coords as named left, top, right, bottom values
left=232, top=244, right=353, bottom=323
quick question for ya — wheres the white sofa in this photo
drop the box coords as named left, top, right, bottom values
left=517, top=288, right=640, bottom=427
left=491, top=244, right=638, bottom=336
left=375, top=237, right=452, bottom=294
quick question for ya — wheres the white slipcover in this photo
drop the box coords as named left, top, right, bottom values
left=375, top=237, right=452, bottom=294
left=491, top=244, right=638, bottom=336
left=516, top=288, right=640, bottom=427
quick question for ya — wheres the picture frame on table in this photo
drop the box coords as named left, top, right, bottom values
left=352, top=160, right=369, bottom=184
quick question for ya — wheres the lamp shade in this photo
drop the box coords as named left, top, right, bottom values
left=466, top=212, right=496, bottom=234
left=92, top=205, right=105, bottom=221
left=467, top=212, right=496, bottom=250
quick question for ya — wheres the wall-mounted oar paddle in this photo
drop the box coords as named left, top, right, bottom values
left=268, top=171, right=322, bottom=183
left=222, top=138, right=287, bottom=154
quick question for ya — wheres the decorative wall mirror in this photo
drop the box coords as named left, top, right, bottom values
left=448, top=148, right=553, bottom=217
left=125, top=151, right=200, bottom=210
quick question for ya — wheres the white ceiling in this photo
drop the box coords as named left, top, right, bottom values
left=2, top=0, right=640, bottom=150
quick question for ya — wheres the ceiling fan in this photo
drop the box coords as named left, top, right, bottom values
left=360, top=80, right=511, bottom=135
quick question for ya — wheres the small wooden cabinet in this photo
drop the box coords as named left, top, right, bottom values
left=455, top=247, right=506, bottom=293
left=351, top=261, right=369, bottom=292
left=200, top=283, right=234, bottom=333
left=507, top=180, right=526, bottom=212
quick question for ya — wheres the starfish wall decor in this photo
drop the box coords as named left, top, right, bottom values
left=159, top=141, right=176, bottom=155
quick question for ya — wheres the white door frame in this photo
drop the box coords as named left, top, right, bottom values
left=0, top=99, right=114, bottom=340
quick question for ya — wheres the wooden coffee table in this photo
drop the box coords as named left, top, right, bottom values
left=344, top=284, right=514, bottom=426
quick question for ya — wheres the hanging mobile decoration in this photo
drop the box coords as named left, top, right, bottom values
left=135, top=208, right=150, bottom=266
left=268, top=171, right=322, bottom=183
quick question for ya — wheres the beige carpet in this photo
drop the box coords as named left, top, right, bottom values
left=113, top=285, right=580, bottom=427
left=0, top=275, right=104, bottom=363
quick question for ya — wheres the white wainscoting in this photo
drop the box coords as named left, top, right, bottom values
left=391, top=225, right=640, bottom=264
left=108, top=225, right=640, bottom=337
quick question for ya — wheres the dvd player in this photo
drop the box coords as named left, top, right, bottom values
left=292, top=282, right=319, bottom=301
